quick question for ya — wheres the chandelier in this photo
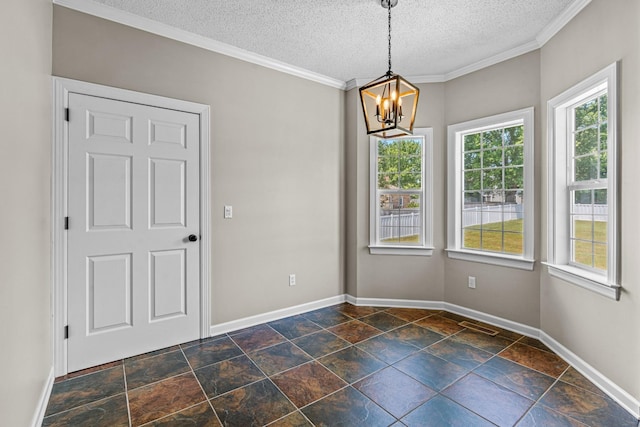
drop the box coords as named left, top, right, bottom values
left=359, top=0, right=419, bottom=138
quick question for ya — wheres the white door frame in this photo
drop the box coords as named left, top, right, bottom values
left=52, top=77, right=211, bottom=376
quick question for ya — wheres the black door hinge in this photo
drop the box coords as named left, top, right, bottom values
left=64, top=217, right=69, bottom=230
left=65, top=108, right=70, bottom=122
left=64, top=325, right=69, bottom=339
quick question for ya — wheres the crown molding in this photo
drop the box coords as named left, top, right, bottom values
left=444, top=39, right=541, bottom=82
left=346, top=74, right=447, bottom=91
left=350, top=37, right=540, bottom=89
left=54, top=0, right=591, bottom=91
left=53, top=0, right=347, bottom=90
left=537, top=0, right=592, bottom=46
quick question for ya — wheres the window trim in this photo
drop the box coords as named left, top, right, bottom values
left=446, top=107, right=535, bottom=271
left=546, top=62, right=620, bottom=300
left=369, top=128, right=434, bottom=256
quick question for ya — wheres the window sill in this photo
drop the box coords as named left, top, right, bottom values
left=445, top=249, right=535, bottom=271
left=369, top=245, right=434, bottom=256
left=543, top=263, right=620, bottom=301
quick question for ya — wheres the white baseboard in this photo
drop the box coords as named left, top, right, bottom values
left=346, top=295, right=444, bottom=310
left=209, top=295, right=346, bottom=336
left=346, top=296, right=540, bottom=339
left=208, top=293, right=639, bottom=421
left=32, top=366, right=54, bottom=427
left=540, top=331, right=640, bottom=419
left=443, top=302, right=541, bottom=339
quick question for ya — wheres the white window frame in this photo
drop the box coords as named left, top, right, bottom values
left=446, top=108, right=535, bottom=270
left=369, top=128, right=434, bottom=256
left=546, top=62, right=620, bottom=300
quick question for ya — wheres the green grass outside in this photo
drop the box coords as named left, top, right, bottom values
left=463, top=219, right=606, bottom=269
left=572, top=219, right=607, bottom=270
left=464, top=219, right=524, bottom=254
left=381, top=235, right=420, bottom=243
left=381, top=218, right=606, bottom=270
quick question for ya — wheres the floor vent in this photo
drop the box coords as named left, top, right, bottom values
left=458, top=321, right=499, bottom=336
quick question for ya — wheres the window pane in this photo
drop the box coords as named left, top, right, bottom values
left=599, top=151, right=608, bottom=179
left=480, top=231, right=503, bottom=252
left=575, top=128, right=597, bottom=156
left=464, top=133, right=481, bottom=151
left=464, top=151, right=481, bottom=170
left=464, top=191, right=482, bottom=206
left=503, top=231, right=524, bottom=254
left=572, top=216, right=592, bottom=240
left=483, top=129, right=503, bottom=149
left=599, top=123, right=608, bottom=151
left=379, top=194, right=395, bottom=211
left=503, top=125, right=523, bottom=146
left=573, top=240, right=593, bottom=267
left=599, top=94, right=608, bottom=121
left=378, top=173, right=398, bottom=189
left=504, top=190, right=522, bottom=205
left=575, top=98, right=598, bottom=129
left=464, top=170, right=481, bottom=191
left=463, top=228, right=481, bottom=250
left=594, top=243, right=607, bottom=270
left=400, top=156, right=421, bottom=173
left=400, top=173, right=421, bottom=189
left=481, top=207, right=503, bottom=229
left=573, top=189, right=592, bottom=206
left=482, top=169, right=503, bottom=190
left=483, top=148, right=502, bottom=168
left=504, top=145, right=523, bottom=166
left=574, top=155, right=598, bottom=181
left=594, top=216, right=607, bottom=243
left=594, top=189, right=607, bottom=204
left=378, top=155, right=398, bottom=175
left=504, top=167, right=523, bottom=190
left=400, top=139, right=422, bottom=156
left=378, top=139, right=397, bottom=157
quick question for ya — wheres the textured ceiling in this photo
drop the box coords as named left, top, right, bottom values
left=87, top=0, right=577, bottom=83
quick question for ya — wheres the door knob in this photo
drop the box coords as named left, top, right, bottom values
left=188, top=234, right=198, bottom=242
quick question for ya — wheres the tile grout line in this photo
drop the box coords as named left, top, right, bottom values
left=516, top=364, right=593, bottom=427
left=122, top=363, right=132, bottom=427
left=43, top=362, right=128, bottom=420
left=247, top=306, right=411, bottom=424
left=231, top=326, right=317, bottom=426
left=179, top=343, right=225, bottom=427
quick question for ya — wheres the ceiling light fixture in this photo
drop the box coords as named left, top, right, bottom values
left=359, top=0, right=419, bottom=138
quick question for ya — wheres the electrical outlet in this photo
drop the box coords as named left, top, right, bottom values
left=224, top=205, right=233, bottom=219
left=468, top=276, right=476, bottom=289
left=289, top=274, right=296, bottom=286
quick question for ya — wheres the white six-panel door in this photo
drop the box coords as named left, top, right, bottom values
left=67, top=93, right=201, bottom=372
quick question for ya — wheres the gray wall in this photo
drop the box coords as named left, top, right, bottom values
left=52, top=6, right=345, bottom=324
left=444, top=51, right=542, bottom=327
left=539, top=0, right=640, bottom=401
left=0, top=0, right=53, bottom=424
left=346, top=82, right=447, bottom=302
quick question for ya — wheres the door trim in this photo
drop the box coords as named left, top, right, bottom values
left=52, top=77, right=211, bottom=376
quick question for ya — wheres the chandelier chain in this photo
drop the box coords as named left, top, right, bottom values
left=387, top=0, right=392, bottom=75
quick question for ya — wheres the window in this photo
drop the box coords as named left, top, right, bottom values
left=547, top=63, right=619, bottom=300
left=447, top=108, right=535, bottom=270
left=369, top=128, right=433, bottom=255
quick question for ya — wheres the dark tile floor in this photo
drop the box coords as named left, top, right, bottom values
left=43, top=303, right=639, bottom=427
